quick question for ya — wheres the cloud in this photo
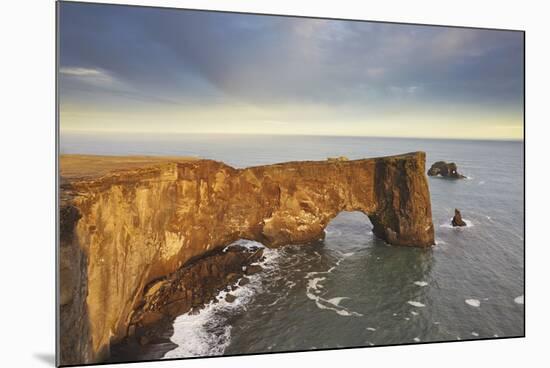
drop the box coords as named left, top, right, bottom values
left=59, top=3, right=523, bottom=108
left=59, top=65, right=191, bottom=107
left=58, top=2, right=524, bottom=138
left=59, top=66, right=115, bottom=86
left=60, top=67, right=104, bottom=77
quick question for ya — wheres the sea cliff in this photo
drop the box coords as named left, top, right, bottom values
left=58, top=152, right=434, bottom=365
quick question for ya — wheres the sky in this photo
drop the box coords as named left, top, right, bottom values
left=58, top=2, right=524, bottom=140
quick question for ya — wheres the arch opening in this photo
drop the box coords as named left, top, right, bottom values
left=323, top=211, right=376, bottom=247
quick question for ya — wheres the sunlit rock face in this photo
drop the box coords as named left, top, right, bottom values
left=58, top=152, right=434, bottom=365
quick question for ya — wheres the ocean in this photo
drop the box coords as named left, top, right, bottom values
left=61, top=133, right=525, bottom=357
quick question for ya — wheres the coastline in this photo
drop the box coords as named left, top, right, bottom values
left=108, top=243, right=266, bottom=363
left=58, top=152, right=434, bottom=364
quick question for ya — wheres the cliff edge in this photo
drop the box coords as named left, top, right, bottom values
left=58, top=152, right=434, bottom=365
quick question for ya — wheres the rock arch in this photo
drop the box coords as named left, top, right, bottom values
left=59, top=152, right=434, bottom=364
left=250, top=152, right=434, bottom=248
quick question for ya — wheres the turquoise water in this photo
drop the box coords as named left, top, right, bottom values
left=62, top=133, right=524, bottom=356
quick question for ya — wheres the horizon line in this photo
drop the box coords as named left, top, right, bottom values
left=59, top=129, right=524, bottom=143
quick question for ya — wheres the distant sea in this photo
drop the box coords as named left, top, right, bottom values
left=61, top=133, right=525, bottom=356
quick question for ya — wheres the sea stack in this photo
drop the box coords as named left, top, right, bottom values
left=451, top=209, right=467, bottom=227
left=427, top=161, right=465, bottom=178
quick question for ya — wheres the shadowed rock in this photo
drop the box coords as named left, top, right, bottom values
left=58, top=152, right=434, bottom=365
left=452, top=208, right=467, bottom=227
left=427, top=161, right=465, bottom=178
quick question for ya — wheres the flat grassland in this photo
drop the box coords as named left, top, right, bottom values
left=60, top=154, right=198, bottom=179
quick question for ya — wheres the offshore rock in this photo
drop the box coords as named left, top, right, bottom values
left=58, top=152, right=434, bottom=365
left=452, top=208, right=467, bottom=227
left=427, top=161, right=466, bottom=178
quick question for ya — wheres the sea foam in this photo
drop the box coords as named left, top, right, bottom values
left=414, top=281, right=428, bottom=287
left=164, top=240, right=279, bottom=358
left=304, top=257, right=363, bottom=317
left=514, top=295, right=524, bottom=305
left=407, top=301, right=426, bottom=308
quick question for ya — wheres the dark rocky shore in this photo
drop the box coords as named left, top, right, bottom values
left=109, top=244, right=264, bottom=362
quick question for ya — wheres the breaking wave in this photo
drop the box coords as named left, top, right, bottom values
left=163, top=240, right=279, bottom=358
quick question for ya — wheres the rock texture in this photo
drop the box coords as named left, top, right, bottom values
left=104, top=243, right=265, bottom=362
left=129, top=244, right=264, bottom=336
left=58, top=152, right=434, bottom=365
left=451, top=208, right=467, bottom=227
left=427, top=161, right=465, bottom=178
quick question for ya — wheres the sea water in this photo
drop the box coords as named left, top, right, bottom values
left=61, top=133, right=524, bottom=356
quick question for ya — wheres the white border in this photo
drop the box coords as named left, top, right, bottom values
left=2, top=1, right=548, bottom=368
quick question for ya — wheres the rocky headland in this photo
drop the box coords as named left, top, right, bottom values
left=59, top=152, right=434, bottom=365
